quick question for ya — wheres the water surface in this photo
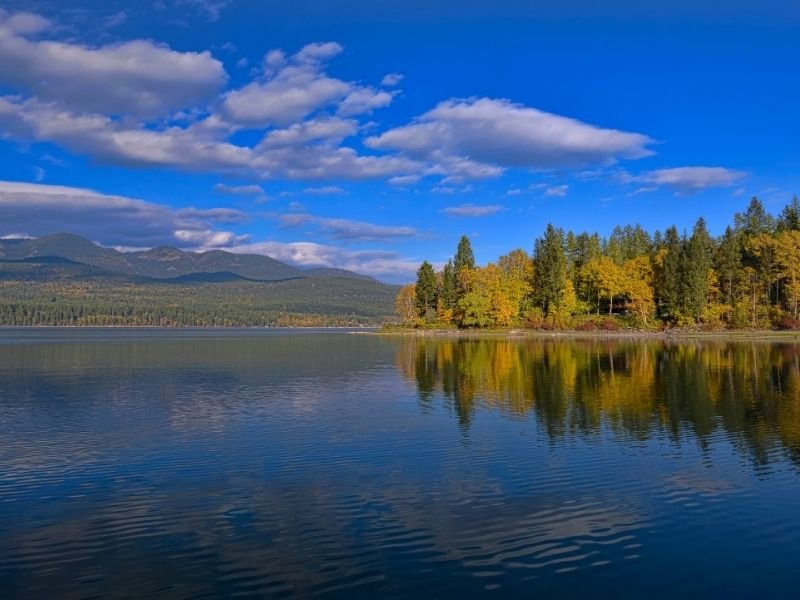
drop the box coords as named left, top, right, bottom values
left=1, top=329, right=800, bottom=597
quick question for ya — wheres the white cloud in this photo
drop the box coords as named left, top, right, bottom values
left=214, top=183, right=266, bottom=195
left=432, top=185, right=473, bottom=194
left=222, top=42, right=393, bottom=127
left=388, top=174, right=421, bottom=186
left=0, top=97, right=420, bottom=180
left=0, top=10, right=227, bottom=118
left=441, top=203, right=504, bottom=217
left=0, top=13, right=661, bottom=189
left=303, top=186, right=346, bottom=195
left=278, top=213, right=417, bottom=241
left=231, top=240, right=419, bottom=281
left=366, top=97, right=654, bottom=179
left=258, top=117, right=357, bottom=148
left=337, top=87, right=395, bottom=117
left=381, top=73, right=404, bottom=87
left=0, top=180, right=248, bottom=248
left=544, top=184, right=568, bottom=197
left=622, top=166, right=746, bottom=194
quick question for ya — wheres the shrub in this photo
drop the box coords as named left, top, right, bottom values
left=776, top=315, right=800, bottom=331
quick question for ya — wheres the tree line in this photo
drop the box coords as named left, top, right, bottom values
left=396, top=196, right=800, bottom=330
left=0, top=273, right=395, bottom=327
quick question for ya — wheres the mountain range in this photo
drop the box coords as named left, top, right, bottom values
left=0, top=234, right=398, bottom=326
left=0, top=233, right=376, bottom=283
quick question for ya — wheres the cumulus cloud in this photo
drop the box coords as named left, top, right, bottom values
left=0, top=11, right=661, bottom=188
left=337, top=87, right=395, bottom=117
left=0, top=180, right=248, bottom=248
left=0, top=97, right=420, bottom=180
left=441, top=203, right=504, bottom=217
left=222, top=42, right=392, bottom=126
left=0, top=10, right=226, bottom=118
left=622, top=166, right=746, bottom=194
left=278, top=213, right=417, bottom=241
left=366, top=97, right=654, bottom=179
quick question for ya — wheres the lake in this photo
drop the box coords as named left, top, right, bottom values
left=1, top=329, right=799, bottom=598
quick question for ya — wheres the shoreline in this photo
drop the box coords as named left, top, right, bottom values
left=0, top=325, right=798, bottom=342
left=376, top=328, right=800, bottom=341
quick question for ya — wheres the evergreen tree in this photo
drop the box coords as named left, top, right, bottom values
left=415, top=261, right=438, bottom=321
left=440, top=260, right=458, bottom=310
left=533, top=224, right=567, bottom=315
left=715, top=227, right=741, bottom=308
left=778, top=196, right=800, bottom=231
left=453, top=235, right=476, bottom=273
left=658, top=226, right=682, bottom=319
left=735, top=197, right=775, bottom=237
left=681, top=218, right=714, bottom=321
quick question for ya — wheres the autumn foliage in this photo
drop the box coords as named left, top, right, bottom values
left=397, top=196, right=800, bottom=330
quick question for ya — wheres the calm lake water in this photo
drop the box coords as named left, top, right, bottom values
left=1, top=329, right=800, bottom=598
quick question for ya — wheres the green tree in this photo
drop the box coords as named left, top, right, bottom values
left=715, top=226, right=741, bottom=310
left=533, top=224, right=567, bottom=316
left=657, top=226, right=682, bottom=319
left=454, top=235, right=476, bottom=273
left=415, top=261, right=438, bottom=321
left=680, top=218, right=714, bottom=321
left=778, top=196, right=800, bottom=232
left=440, top=259, right=458, bottom=311
left=735, top=197, right=775, bottom=237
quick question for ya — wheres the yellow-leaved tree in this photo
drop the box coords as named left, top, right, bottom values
left=395, top=284, right=417, bottom=326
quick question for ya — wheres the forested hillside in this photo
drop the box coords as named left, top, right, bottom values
left=398, top=197, right=800, bottom=330
left=0, top=252, right=397, bottom=327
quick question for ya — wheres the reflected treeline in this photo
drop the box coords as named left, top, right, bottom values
left=396, top=338, right=800, bottom=464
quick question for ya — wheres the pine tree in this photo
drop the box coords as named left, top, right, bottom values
left=715, top=227, right=741, bottom=309
left=735, top=197, right=775, bottom=237
left=454, top=235, right=476, bottom=273
left=681, top=218, right=714, bottom=321
left=533, top=224, right=567, bottom=315
left=440, top=260, right=457, bottom=310
left=658, top=226, right=682, bottom=319
left=415, top=261, right=438, bottom=321
left=778, top=196, right=800, bottom=231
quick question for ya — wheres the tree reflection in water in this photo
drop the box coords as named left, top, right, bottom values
left=396, top=338, right=800, bottom=465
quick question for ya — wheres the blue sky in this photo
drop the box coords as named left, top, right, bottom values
left=0, top=0, right=798, bottom=281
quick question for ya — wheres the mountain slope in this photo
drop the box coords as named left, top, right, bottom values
left=0, top=245, right=399, bottom=326
left=0, top=233, right=369, bottom=282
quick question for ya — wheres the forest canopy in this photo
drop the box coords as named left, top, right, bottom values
left=397, top=196, right=800, bottom=331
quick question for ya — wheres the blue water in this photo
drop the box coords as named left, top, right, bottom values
left=1, top=329, right=799, bottom=598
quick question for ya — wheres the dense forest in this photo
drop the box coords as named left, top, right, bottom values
left=397, top=196, right=800, bottom=330
left=0, top=260, right=396, bottom=327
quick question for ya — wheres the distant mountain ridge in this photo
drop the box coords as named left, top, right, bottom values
left=0, top=233, right=378, bottom=283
